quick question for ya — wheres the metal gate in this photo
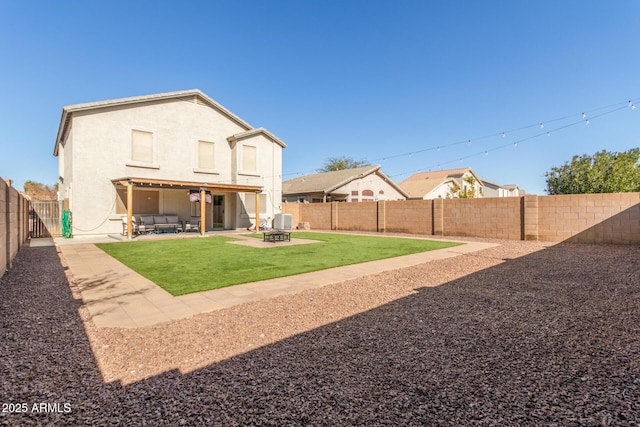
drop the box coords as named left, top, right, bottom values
left=30, top=201, right=63, bottom=238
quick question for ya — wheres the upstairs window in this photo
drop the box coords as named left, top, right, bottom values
left=131, top=130, right=154, bottom=163
left=242, top=145, right=257, bottom=172
left=198, top=141, right=215, bottom=169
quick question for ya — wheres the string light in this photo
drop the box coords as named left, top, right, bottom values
left=143, top=97, right=638, bottom=187
left=385, top=101, right=634, bottom=181
left=372, top=98, right=636, bottom=167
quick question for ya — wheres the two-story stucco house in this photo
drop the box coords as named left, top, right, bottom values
left=400, top=168, right=484, bottom=199
left=481, top=179, right=524, bottom=197
left=53, top=89, right=286, bottom=237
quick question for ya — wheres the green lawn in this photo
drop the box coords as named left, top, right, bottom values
left=95, top=232, right=461, bottom=296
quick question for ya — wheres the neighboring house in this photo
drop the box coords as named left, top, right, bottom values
left=400, top=168, right=484, bottom=199
left=482, top=180, right=523, bottom=197
left=282, top=165, right=408, bottom=203
left=54, top=89, right=286, bottom=237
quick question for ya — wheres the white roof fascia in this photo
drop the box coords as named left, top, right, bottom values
left=374, top=169, right=409, bottom=199
left=326, top=165, right=380, bottom=193
left=227, top=127, right=287, bottom=148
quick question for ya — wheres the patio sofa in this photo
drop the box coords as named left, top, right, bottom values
left=138, top=214, right=182, bottom=233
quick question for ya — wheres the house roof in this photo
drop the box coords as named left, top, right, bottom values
left=227, top=127, right=287, bottom=148
left=400, top=178, right=454, bottom=199
left=480, top=179, right=521, bottom=192
left=283, top=165, right=408, bottom=198
left=54, top=89, right=258, bottom=155
left=480, top=178, right=502, bottom=189
left=283, top=165, right=380, bottom=195
left=402, top=168, right=470, bottom=182
left=400, top=167, right=481, bottom=198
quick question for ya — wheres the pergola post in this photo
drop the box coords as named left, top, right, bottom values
left=255, top=192, right=260, bottom=233
left=200, top=188, right=206, bottom=236
left=126, top=183, right=133, bottom=239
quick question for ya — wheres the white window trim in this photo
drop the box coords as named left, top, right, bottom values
left=194, top=139, right=219, bottom=175
left=193, top=168, right=220, bottom=175
left=237, top=171, right=261, bottom=178
left=127, top=161, right=161, bottom=170
left=239, top=144, right=258, bottom=175
left=128, top=128, right=159, bottom=169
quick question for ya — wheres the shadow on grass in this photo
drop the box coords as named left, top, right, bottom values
left=1, top=242, right=639, bottom=425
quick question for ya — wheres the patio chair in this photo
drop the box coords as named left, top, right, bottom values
left=184, top=216, right=201, bottom=232
left=121, top=216, right=139, bottom=235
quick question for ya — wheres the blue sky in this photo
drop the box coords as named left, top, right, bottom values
left=1, top=1, right=638, bottom=195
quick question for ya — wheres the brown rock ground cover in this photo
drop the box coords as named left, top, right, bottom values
left=1, top=239, right=639, bottom=426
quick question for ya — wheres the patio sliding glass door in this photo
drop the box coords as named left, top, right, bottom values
left=212, top=195, right=224, bottom=229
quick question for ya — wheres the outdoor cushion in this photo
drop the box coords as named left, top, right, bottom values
left=165, top=215, right=180, bottom=224
left=140, top=215, right=155, bottom=225
left=153, top=215, right=167, bottom=224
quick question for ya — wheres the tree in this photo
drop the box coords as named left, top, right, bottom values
left=545, top=148, right=640, bottom=195
left=447, top=176, right=480, bottom=198
left=317, top=156, right=369, bottom=172
left=23, top=181, right=58, bottom=200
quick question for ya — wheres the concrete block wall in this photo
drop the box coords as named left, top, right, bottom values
left=523, top=195, right=539, bottom=241
left=335, top=202, right=377, bottom=232
left=538, top=193, right=640, bottom=244
left=301, top=203, right=332, bottom=230
left=0, top=179, right=6, bottom=277
left=384, top=200, right=433, bottom=235
left=443, top=197, right=522, bottom=240
left=293, top=192, right=640, bottom=244
left=1, top=177, right=30, bottom=279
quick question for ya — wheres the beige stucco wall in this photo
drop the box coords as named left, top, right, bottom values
left=424, top=171, right=483, bottom=199
left=231, top=133, right=283, bottom=229
left=484, top=185, right=520, bottom=198
left=58, top=99, right=284, bottom=236
left=423, top=182, right=453, bottom=199
left=338, top=173, right=406, bottom=202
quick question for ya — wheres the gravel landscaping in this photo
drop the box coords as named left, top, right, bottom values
left=1, top=239, right=639, bottom=425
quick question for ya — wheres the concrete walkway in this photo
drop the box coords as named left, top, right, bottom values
left=57, top=234, right=498, bottom=328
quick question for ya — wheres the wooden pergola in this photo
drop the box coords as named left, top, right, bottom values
left=112, top=177, right=263, bottom=239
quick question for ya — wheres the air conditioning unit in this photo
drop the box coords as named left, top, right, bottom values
left=273, top=213, right=292, bottom=230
